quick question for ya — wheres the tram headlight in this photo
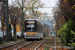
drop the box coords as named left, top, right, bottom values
left=24, top=33, right=26, bottom=35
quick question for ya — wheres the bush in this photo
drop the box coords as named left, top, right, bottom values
left=57, top=20, right=74, bottom=45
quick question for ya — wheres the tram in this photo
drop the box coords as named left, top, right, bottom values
left=24, top=19, right=43, bottom=39
left=51, top=32, right=55, bottom=37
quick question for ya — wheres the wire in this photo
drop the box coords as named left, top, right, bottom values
left=24, top=7, right=58, bottom=8
left=47, top=0, right=52, bottom=7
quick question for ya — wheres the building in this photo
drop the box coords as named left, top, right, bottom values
left=0, top=0, right=7, bottom=23
left=0, top=2, right=2, bottom=20
left=0, top=0, right=7, bottom=38
left=0, top=1, right=3, bottom=30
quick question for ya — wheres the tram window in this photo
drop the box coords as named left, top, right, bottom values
left=25, top=22, right=36, bottom=32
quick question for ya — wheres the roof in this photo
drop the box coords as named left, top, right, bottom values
left=25, top=19, right=42, bottom=23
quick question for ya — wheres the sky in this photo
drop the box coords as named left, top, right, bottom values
left=39, top=0, right=58, bottom=15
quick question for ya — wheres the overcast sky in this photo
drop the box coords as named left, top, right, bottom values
left=39, top=0, right=58, bottom=15
left=9, top=0, right=58, bottom=16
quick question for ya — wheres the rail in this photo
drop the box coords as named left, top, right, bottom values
left=34, top=39, right=48, bottom=50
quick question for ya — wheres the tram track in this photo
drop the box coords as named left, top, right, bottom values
left=15, top=41, right=33, bottom=50
left=0, top=40, right=24, bottom=49
left=0, top=38, right=55, bottom=50
left=15, top=39, right=48, bottom=50
left=0, top=40, right=33, bottom=50
left=36, top=38, right=55, bottom=50
left=34, top=39, right=48, bottom=50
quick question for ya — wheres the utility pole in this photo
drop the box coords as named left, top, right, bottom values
left=7, top=0, right=9, bottom=42
left=22, top=0, right=24, bottom=38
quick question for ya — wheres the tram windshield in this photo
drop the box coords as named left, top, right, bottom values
left=25, top=20, right=36, bottom=32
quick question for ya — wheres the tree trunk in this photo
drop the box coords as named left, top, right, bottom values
left=3, top=22, right=4, bottom=42
left=9, top=24, right=12, bottom=41
left=13, top=23, right=17, bottom=40
left=61, top=37, right=64, bottom=50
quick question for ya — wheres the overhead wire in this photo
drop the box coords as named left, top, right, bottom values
left=47, top=0, right=52, bottom=7
left=47, top=0, right=52, bottom=20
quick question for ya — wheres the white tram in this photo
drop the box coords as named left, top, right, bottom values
left=24, top=19, right=43, bottom=39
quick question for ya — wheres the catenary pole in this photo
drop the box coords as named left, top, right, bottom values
left=7, top=0, right=9, bottom=42
left=22, top=0, right=24, bottom=38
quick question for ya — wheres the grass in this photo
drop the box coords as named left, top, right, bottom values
left=3, top=41, right=7, bottom=44
left=56, top=38, right=65, bottom=46
left=44, top=48, right=49, bottom=50
left=43, top=44, right=52, bottom=48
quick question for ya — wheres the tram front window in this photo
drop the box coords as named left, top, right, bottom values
left=25, top=23, right=36, bottom=32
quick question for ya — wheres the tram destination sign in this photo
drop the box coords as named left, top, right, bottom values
left=26, top=21, right=35, bottom=23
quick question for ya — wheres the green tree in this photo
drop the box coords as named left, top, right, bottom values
left=57, top=20, right=74, bottom=45
left=68, top=30, right=75, bottom=49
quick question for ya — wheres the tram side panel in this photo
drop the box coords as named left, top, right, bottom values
left=37, top=21, right=43, bottom=39
left=37, top=33, right=43, bottom=39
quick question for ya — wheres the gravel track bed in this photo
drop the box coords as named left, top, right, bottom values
left=37, top=38, right=55, bottom=50
left=56, top=38, right=62, bottom=46
left=19, top=39, right=45, bottom=50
